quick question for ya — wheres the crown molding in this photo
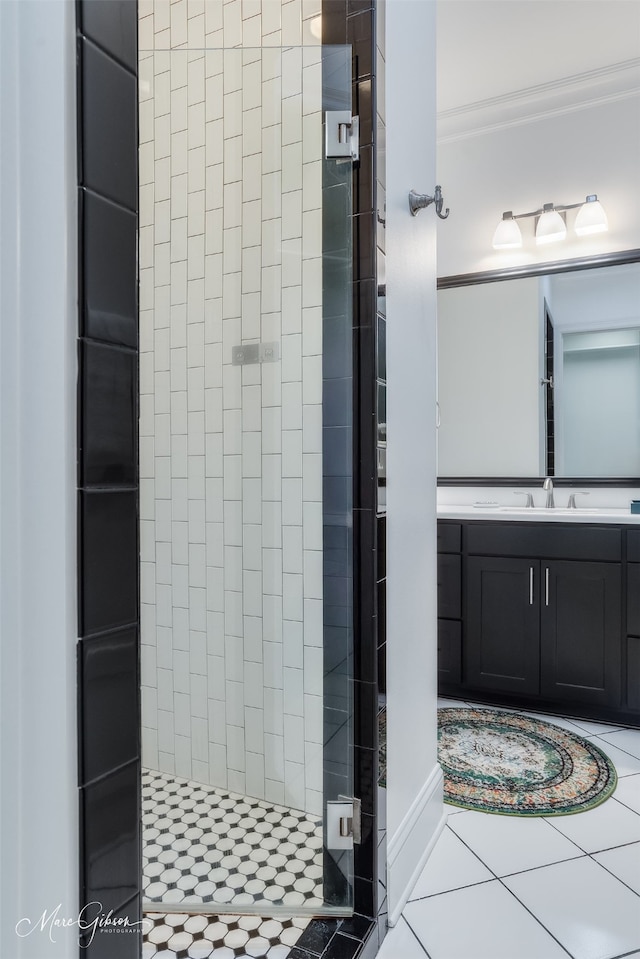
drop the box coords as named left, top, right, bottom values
left=438, top=58, right=640, bottom=143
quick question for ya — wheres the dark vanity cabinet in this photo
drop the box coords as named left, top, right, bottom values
left=626, top=531, right=640, bottom=711
left=438, top=519, right=637, bottom=723
left=466, top=556, right=540, bottom=696
left=437, top=523, right=462, bottom=685
left=540, top=560, right=620, bottom=706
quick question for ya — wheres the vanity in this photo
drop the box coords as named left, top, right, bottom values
left=435, top=251, right=640, bottom=727
left=437, top=506, right=640, bottom=726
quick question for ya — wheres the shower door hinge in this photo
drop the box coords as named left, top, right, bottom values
left=326, top=797, right=361, bottom=850
left=324, top=111, right=360, bottom=162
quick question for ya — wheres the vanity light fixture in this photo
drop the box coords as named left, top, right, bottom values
left=492, top=213, right=523, bottom=249
left=574, top=195, right=609, bottom=236
left=535, top=205, right=567, bottom=246
left=491, top=195, right=608, bottom=249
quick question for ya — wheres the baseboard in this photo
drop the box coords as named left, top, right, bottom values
left=386, top=763, right=445, bottom=927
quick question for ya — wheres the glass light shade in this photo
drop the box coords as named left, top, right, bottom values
left=492, top=215, right=522, bottom=249
left=575, top=196, right=608, bottom=236
left=536, top=209, right=566, bottom=245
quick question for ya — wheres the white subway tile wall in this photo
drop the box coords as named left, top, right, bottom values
left=139, top=0, right=324, bottom=815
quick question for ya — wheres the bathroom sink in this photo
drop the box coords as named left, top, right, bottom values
left=498, top=506, right=599, bottom=513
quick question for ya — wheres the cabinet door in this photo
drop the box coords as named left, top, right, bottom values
left=466, top=557, right=540, bottom=694
left=438, top=619, right=461, bottom=686
left=540, top=561, right=621, bottom=707
left=438, top=553, right=461, bottom=619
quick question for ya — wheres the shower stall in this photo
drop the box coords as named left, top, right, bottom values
left=138, top=37, right=356, bottom=916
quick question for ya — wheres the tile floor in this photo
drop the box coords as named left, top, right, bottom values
left=378, top=698, right=640, bottom=959
left=143, top=769, right=323, bottom=910
left=143, top=913, right=310, bottom=958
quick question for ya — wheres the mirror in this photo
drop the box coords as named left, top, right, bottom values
left=437, top=259, right=640, bottom=479
left=435, top=0, right=640, bottom=484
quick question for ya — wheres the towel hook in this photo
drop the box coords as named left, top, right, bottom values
left=409, top=185, right=450, bottom=219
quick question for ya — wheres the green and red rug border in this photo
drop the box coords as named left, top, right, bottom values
left=438, top=706, right=618, bottom=817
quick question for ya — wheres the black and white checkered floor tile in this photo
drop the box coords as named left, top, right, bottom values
left=143, top=769, right=323, bottom=909
left=143, top=912, right=309, bottom=958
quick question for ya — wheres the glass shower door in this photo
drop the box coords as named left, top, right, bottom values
left=138, top=44, right=354, bottom=916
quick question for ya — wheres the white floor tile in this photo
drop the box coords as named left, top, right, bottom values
left=438, top=697, right=472, bottom=710
left=377, top=917, right=428, bottom=959
left=599, top=728, right=640, bottom=761
left=517, top=709, right=588, bottom=734
left=444, top=805, right=468, bottom=817
left=403, top=879, right=569, bottom=959
left=587, top=737, right=640, bottom=778
left=504, top=856, right=640, bottom=959
left=565, top=718, right=626, bottom=736
left=593, top=842, right=640, bottom=894
left=447, top=808, right=583, bottom=876
left=408, top=825, right=493, bottom=899
left=545, top=797, right=640, bottom=853
left=613, top=775, right=640, bottom=815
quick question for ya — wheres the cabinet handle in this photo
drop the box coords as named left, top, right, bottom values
left=529, top=566, right=534, bottom=605
left=545, top=567, right=550, bottom=606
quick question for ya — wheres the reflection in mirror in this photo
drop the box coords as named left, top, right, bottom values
left=561, top=327, right=640, bottom=476
left=437, top=260, right=640, bottom=479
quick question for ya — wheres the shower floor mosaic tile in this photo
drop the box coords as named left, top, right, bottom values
left=143, top=912, right=309, bottom=959
left=143, top=770, right=324, bottom=910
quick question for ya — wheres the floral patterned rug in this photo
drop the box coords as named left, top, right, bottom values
left=438, top=707, right=617, bottom=816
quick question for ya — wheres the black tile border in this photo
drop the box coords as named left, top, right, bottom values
left=75, top=1, right=383, bottom=957
left=292, top=917, right=376, bottom=959
left=76, top=2, right=141, bottom=957
left=300, top=2, right=384, bottom=958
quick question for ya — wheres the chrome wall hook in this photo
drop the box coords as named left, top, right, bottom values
left=409, top=185, right=450, bottom=219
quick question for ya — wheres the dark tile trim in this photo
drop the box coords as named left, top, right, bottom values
left=322, top=1, right=385, bottom=956
left=295, top=916, right=377, bottom=958
left=76, top=3, right=140, bottom=956
left=75, top=2, right=385, bottom=958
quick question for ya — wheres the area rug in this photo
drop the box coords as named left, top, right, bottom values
left=438, top=707, right=617, bottom=816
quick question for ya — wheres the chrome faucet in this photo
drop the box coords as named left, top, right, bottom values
left=543, top=477, right=555, bottom=509
left=568, top=491, right=590, bottom=509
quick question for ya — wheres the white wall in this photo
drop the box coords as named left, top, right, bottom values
left=0, top=2, right=78, bottom=957
left=548, top=262, right=640, bottom=332
left=438, top=278, right=542, bottom=476
left=438, top=95, right=640, bottom=277
left=385, top=0, right=444, bottom=925
left=138, top=0, right=326, bottom=815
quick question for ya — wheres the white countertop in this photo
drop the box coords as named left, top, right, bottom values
left=438, top=505, right=640, bottom=524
